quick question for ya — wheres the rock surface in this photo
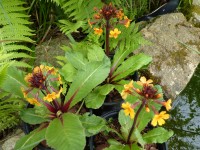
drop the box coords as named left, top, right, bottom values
left=1, top=129, right=24, bottom=150
left=35, top=34, right=69, bottom=67
left=137, top=13, right=200, bottom=99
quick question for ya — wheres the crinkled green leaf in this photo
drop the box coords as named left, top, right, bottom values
left=59, top=63, right=76, bottom=82
left=0, top=66, right=26, bottom=98
left=20, top=108, right=49, bottom=125
left=87, top=45, right=104, bottom=62
left=143, top=127, right=174, bottom=144
left=85, top=84, right=114, bottom=109
left=65, top=51, right=88, bottom=70
left=119, top=110, right=132, bottom=140
left=131, top=128, right=146, bottom=147
left=104, top=144, right=130, bottom=150
left=80, top=113, right=107, bottom=136
left=46, top=113, right=86, bottom=150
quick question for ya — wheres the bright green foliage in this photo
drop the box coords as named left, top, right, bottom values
left=0, top=0, right=34, bottom=68
left=20, top=108, right=49, bottom=125
left=65, top=56, right=111, bottom=108
left=143, top=127, right=174, bottom=144
left=46, top=113, right=86, bottom=150
left=0, top=66, right=27, bottom=98
left=85, top=84, right=114, bottom=109
left=80, top=113, right=107, bottom=137
left=0, top=90, right=24, bottom=132
left=15, top=127, right=47, bottom=150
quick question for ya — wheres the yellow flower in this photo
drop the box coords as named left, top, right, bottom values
left=137, top=76, right=153, bottom=86
left=151, top=111, right=169, bottom=126
left=121, top=80, right=134, bottom=99
left=124, top=16, right=131, bottom=28
left=43, top=88, right=62, bottom=102
left=27, top=98, right=41, bottom=106
left=121, top=102, right=135, bottom=119
left=109, top=28, right=121, bottom=39
left=163, top=99, right=172, bottom=111
left=43, top=92, right=57, bottom=102
left=94, top=28, right=103, bottom=36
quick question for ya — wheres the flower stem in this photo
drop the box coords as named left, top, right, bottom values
left=105, top=19, right=110, bottom=56
left=126, top=99, right=146, bottom=144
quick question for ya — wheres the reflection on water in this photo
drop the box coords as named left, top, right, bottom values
left=166, top=64, right=200, bottom=150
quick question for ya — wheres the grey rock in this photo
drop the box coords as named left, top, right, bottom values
left=35, top=34, right=70, bottom=67
left=1, top=129, right=24, bottom=150
left=137, top=13, right=200, bottom=99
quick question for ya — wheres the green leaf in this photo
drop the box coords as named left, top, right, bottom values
left=131, top=128, right=146, bottom=147
left=104, top=144, right=130, bottom=150
left=59, top=63, right=76, bottom=82
left=113, top=53, right=152, bottom=81
left=87, top=45, right=104, bottom=62
left=119, top=110, right=132, bottom=140
left=14, top=127, right=46, bottom=150
left=20, top=108, right=49, bottom=125
left=85, top=84, right=114, bottom=109
left=65, top=51, right=88, bottom=70
left=66, top=56, right=111, bottom=108
left=131, top=143, right=143, bottom=150
left=46, top=113, right=86, bottom=150
left=143, top=127, right=174, bottom=144
left=80, top=113, right=107, bottom=137
left=0, top=66, right=26, bottom=98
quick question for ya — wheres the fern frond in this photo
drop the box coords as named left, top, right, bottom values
left=0, top=0, right=35, bottom=69
left=0, top=90, right=25, bottom=132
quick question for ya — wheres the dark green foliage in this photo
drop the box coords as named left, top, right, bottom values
left=0, top=90, right=25, bottom=132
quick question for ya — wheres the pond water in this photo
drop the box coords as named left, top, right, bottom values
left=166, top=64, right=200, bottom=150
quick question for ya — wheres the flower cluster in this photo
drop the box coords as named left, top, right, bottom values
left=89, top=3, right=131, bottom=38
left=121, top=76, right=172, bottom=126
left=22, top=65, right=62, bottom=109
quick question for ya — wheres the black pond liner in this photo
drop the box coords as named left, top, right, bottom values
left=89, top=110, right=168, bottom=150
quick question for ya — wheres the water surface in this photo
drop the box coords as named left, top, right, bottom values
left=166, top=64, right=200, bottom=150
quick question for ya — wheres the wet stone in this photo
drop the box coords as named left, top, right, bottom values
left=136, top=13, right=200, bottom=99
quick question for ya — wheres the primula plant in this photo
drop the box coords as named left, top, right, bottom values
left=11, top=2, right=173, bottom=150
left=102, top=76, right=173, bottom=149
left=14, top=64, right=110, bottom=150
left=60, top=3, right=152, bottom=110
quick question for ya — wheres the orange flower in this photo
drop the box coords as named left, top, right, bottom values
left=163, top=99, right=172, bottom=111
left=121, top=102, right=135, bottom=119
left=116, top=10, right=124, bottom=20
left=121, top=80, right=134, bottom=99
left=137, top=76, right=153, bottom=86
left=151, top=111, right=169, bottom=126
left=27, top=98, right=41, bottom=106
left=109, top=28, right=121, bottom=39
left=94, top=28, right=103, bottom=36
